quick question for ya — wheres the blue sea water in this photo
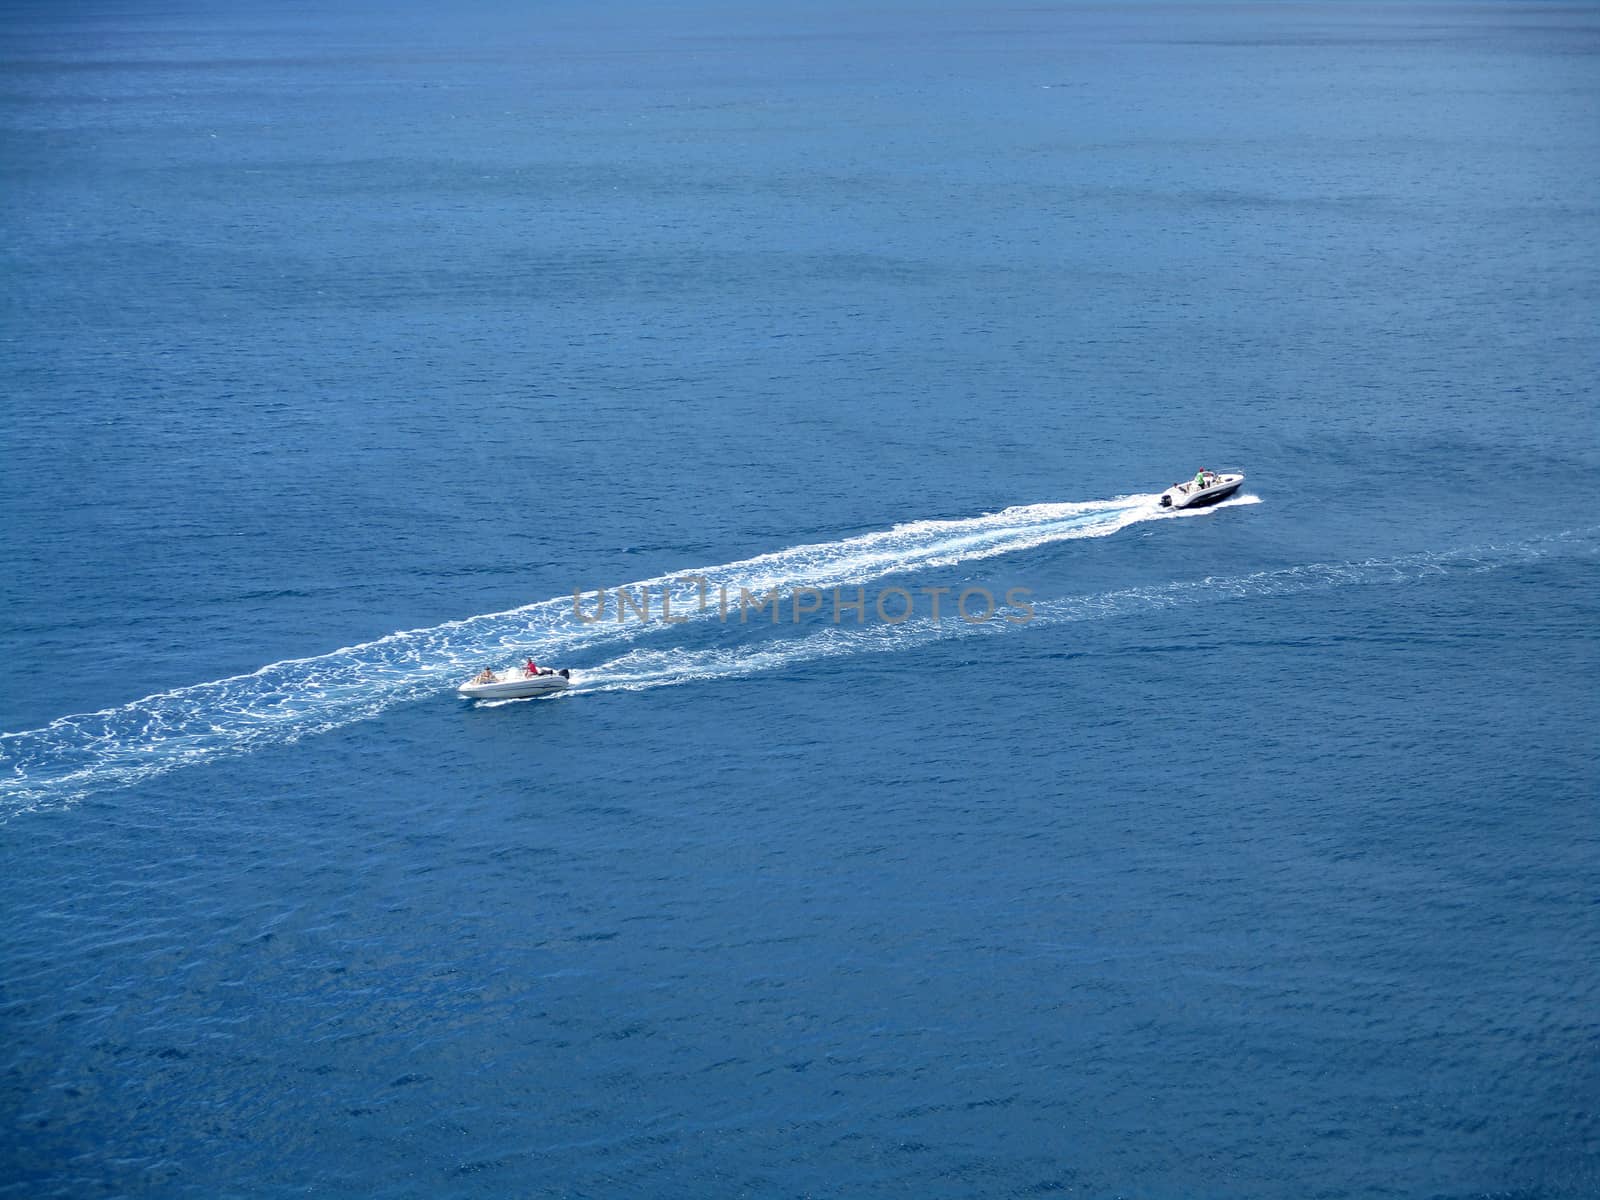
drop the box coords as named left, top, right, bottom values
left=2, top=0, right=1598, bottom=1195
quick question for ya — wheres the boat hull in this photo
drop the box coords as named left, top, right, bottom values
left=457, top=671, right=571, bottom=700
left=1160, top=473, right=1245, bottom=509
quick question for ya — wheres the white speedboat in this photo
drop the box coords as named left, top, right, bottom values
left=457, top=666, right=572, bottom=700
left=1160, top=469, right=1245, bottom=509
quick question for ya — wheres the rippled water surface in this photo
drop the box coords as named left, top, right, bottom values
left=2, top=1, right=1597, bottom=1196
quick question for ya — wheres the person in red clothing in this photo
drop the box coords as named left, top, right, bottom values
left=525, top=657, right=539, bottom=677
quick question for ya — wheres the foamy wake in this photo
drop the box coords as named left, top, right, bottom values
left=0, top=493, right=1175, bottom=814
left=4, top=494, right=1586, bottom=818
left=540, top=529, right=1595, bottom=698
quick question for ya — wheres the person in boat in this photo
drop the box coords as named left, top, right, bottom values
left=525, top=657, right=540, bottom=676
left=474, top=667, right=497, bottom=684
left=1195, top=469, right=1208, bottom=488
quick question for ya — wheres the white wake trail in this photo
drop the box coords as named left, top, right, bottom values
left=0, top=493, right=1170, bottom=816
left=559, top=531, right=1598, bottom=697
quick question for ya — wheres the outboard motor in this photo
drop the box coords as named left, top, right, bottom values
left=558, top=668, right=570, bottom=679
